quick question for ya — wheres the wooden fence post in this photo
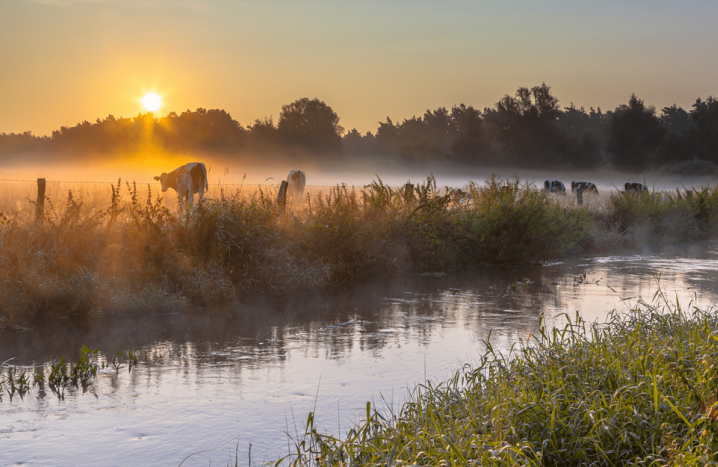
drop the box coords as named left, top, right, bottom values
left=36, top=178, right=46, bottom=223
left=277, top=180, right=288, bottom=213
left=404, top=183, right=414, bottom=202
left=576, top=186, right=583, bottom=206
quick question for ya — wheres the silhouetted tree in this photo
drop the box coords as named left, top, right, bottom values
left=343, top=128, right=376, bottom=155
left=374, top=113, right=449, bottom=164
left=655, top=105, right=693, bottom=165
left=159, top=108, right=245, bottom=151
left=375, top=117, right=401, bottom=155
left=450, top=104, right=484, bottom=162
left=422, top=107, right=452, bottom=149
left=660, top=104, right=692, bottom=136
left=608, top=94, right=665, bottom=171
left=487, top=83, right=574, bottom=167
left=689, top=96, right=718, bottom=163
left=4, top=86, right=713, bottom=171
left=0, top=131, right=47, bottom=155
left=277, top=98, right=344, bottom=155
left=652, top=98, right=718, bottom=166
left=555, top=104, right=606, bottom=168
left=398, top=116, right=426, bottom=147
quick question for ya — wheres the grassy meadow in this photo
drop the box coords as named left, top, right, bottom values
left=1, top=174, right=717, bottom=329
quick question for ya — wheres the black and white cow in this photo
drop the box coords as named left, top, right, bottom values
left=452, top=188, right=470, bottom=203
left=571, top=181, right=599, bottom=194
left=286, top=170, right=306, bottom=204
left=624, top=182, right=647, bottom=193
left=154, top=162, right=208, bottom=209
left=544, top=180, right=566, bottom=194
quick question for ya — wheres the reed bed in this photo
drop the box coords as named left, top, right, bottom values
left=280, top=292, right=718, bottom=466
left=0, top=175, right=717, bottom=329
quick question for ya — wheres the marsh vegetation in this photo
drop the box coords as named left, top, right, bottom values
left=0, top=175, right=717, bottom=329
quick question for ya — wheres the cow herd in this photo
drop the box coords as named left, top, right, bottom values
left=153, top=162, right=650, bottom=210
left=542, top=180, right=648, bottom=195
left=544, top=180, right=601, bottom=194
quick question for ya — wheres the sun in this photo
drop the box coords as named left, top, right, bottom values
left=141, top=93, right=162, bottom=111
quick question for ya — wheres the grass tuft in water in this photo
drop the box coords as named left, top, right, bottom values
left=1, top=345, right=138, bottom=402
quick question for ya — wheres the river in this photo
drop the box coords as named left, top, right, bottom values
left=2, top=242, right=718, bottom=466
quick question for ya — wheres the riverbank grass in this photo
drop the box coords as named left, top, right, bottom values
left=286, top=293, right=718, bottom=465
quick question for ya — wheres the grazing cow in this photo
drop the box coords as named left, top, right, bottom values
left=571, top=181, right=599, bottom=194
left=154, top=162, right=208, bottom=209
left=451, top=188, right=470, bottom=203
left=286, top=170, right=306, bottom=204
left=544, top=180, right=566, bottom=194
left=624, top=182, right=647, bottom=193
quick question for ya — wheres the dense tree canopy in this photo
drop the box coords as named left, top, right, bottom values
left=278, top=98, right=343, bottom=155
left=2, top=86, right=716, bottom=172
left=608, top=94, right=665, bottom=171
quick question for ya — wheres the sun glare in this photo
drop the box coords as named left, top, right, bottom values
left=141, top=93, right=162, bottom=111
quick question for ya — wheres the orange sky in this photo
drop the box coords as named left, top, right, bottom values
left=1, top=0, right=717, bottom=137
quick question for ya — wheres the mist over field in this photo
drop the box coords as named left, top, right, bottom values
left=2, top=158, right=717, bottom=194
left=2, top=84, right=717, bottom=197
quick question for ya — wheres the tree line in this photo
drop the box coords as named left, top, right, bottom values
left=1, top=86, right=716, bottom=172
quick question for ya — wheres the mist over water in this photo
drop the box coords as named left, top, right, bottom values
left=2, top=243, right=718, bottom=466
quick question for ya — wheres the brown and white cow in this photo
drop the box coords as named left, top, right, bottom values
left=154, top=162, right=208, bottom=209
left=624, top=182, right=647, bottom=193
left=286, top=170, right=306, bottom=204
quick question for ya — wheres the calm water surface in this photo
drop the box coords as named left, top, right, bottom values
left=2, top=243, right=718, bottom=466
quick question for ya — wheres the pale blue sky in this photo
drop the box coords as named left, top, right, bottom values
left=1, top=0, right=716, bottom=135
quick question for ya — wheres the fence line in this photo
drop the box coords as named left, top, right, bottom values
left=0, top=178, right=342, bottom=187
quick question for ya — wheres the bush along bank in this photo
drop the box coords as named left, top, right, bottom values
left=282, top=293, right=718, bottom=466
left=1, top=175, right=717, bottom=327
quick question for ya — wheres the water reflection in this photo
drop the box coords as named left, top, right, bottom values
left=2, top=242, right=718, bottom=466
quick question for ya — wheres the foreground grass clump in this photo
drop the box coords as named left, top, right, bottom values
left=0, top=175, right=716, bottom=327
left=285, top=296, right=718, bottom=466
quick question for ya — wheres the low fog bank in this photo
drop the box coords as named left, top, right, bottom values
left=319, top=157, right=718, bottom=193
left=2, top=152, right=716, bottom=195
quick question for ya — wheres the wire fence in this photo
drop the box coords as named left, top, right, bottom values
left=0, top=178, right=352, bottom=187
left=0, top=177, right=396, bottom=215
